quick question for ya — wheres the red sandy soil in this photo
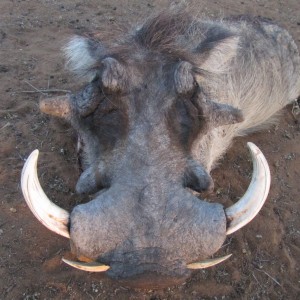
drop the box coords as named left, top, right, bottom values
left=0, top=0, right=299, bottom=299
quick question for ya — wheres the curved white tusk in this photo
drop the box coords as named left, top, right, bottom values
left=187, top=254, right=232, bottom=269
left=21, top=150, right=70, bottom=238
left=62, top=258, right=110, bottom=272
left=225, top=142, right=271, bottom=235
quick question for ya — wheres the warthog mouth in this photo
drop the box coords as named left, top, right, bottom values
left=21, top=142, right=270, bottom=276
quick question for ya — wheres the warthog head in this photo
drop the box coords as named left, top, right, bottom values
left=21, top=12, right=271, bottom=288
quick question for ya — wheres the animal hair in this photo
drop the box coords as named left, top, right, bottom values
left=192, top=17, right=300, bottom=170
left=63, top=36, right=102, bottom=81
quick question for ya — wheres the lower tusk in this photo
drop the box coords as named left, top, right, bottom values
left=187, top=254, right=232, bottom=269
left=225, top=142, right=271, bottom=235
left=62, top=258, right=110, bottom=272
left=21, top=150, right=70, bottom=238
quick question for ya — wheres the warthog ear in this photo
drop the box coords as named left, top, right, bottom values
left=196, top=27, right=239, bottom=74
left=100, top=57, right=127, bottom=93
left=40, top=95, right=73, bottom=119
left=39, top=82, right=102, bottom=119
left=63, top=36, right=106, bottom=81
left=174, top=61, right=197, bottom=95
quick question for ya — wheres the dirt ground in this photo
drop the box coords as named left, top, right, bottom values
left=0, top=0, right=299, bottom=299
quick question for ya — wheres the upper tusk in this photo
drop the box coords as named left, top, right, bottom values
left=39, top=95, right=72, bottom=119
left=62, top=258, right=110, bottom=272
left=187, top=254, right=232, bottom=269
left=225, top=142, right=271, bottom=235
left=21, top=150, right=70, bottom=238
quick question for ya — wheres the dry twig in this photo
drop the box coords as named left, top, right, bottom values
left=0, top=122, right=11, bottom=131
left=255, top=268, right=282, bottom=287
left=22, top=80, right=71, bottom=94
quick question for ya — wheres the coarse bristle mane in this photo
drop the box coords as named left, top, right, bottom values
left=108, top=11, right=198, bottom=64
left=134, top=11, right=192, bottom=52
left=98, top=11, right=199, bottom=63
left=112, top=10, right=236, bottom=66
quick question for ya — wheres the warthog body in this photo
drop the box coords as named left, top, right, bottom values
left=23, top=12, right=300, bottom=288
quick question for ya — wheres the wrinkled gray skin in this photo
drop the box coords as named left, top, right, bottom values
left=50, top=13, right=300, bottom=288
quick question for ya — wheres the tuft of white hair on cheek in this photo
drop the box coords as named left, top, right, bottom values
left=63, top=36, right=98, bottom=81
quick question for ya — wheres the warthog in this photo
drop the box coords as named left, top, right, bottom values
left=21, top=12, right=300, bottom=288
